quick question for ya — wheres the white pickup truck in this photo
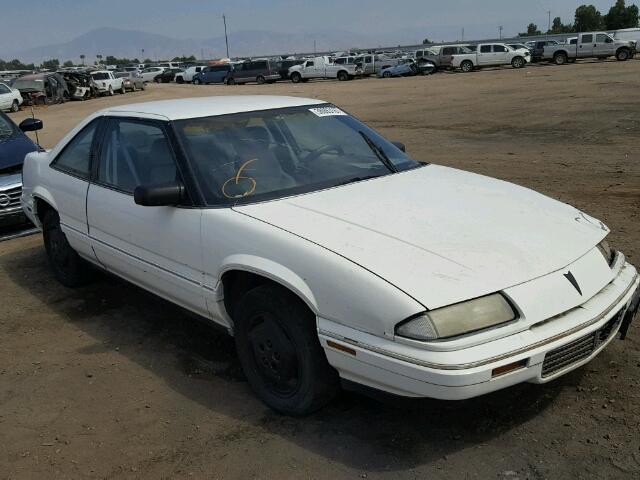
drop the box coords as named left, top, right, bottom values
left=90, top=70, right=125, bottom=95
left=288, top=56, right=360, bottom=83
left=452, top=43, right=530, bottom=73
left=543, top=32, right=634, bottom=64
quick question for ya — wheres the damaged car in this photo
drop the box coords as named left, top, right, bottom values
left=58, top=71, right=99, bottom=100
left=20, top=96, right=639, bottom=416
left=11, top=73, right=68, bottom=105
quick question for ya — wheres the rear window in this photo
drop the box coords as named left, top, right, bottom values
left=581, top=34, right=593, bottom=43
left=251, top=61, right=268, bottom=70
left=480, top=45, right=492, bottom=53
left=91, top=73, right=109, bottom=80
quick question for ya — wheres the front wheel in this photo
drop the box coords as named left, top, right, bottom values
left=553, top=52, right=567, bottom=65
left=108, top=86, right=114, bottom=96
left=460, top=60, right=474, bottom=73
left=120, top=84, right=126, bottom=94
left=10, top=100, right=19, bottom=112
left=337, top=71, right=348, bottom=81
left=42, top=210, right=92, bottom=288
left=234, top=284, right=339, bottom=415
left=511, top=56, right=525, bottom=69
left=616, top=49, right=630, bottom=61
left=382, top=71, right=392, bottom=78
left=226, top=77, right=236, bottom=85
left=290, top=72, right=302, bottom=83
left=256, top=75, right=266, bottom=85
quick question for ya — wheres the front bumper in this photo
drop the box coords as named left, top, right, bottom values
left=319, top=261, right=639, bottom=399
left=0, top=174, right=28, bottom=227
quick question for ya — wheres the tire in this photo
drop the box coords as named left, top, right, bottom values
left=553, top=52, right=567, bottom=65
left=193, top=77, right=201, bottom=85
left=131, top=83, right=136, bottom=92
left=120, top=84, right=126, bottom=94
left=42, top=210, right=92, bottom=288
left=10, top=100, right=19, bottom=112
left=511, top=56, right=525, bottom=69
left=141, top=82, right=146, bottom=90
left=234, top=283, right=339, bottom=416
left=460, top=60, right=474, bottom=73
left=176, top=76, right=184, bottom=84
left=616, top=49, right=630, bottom=61
left=382, top=71, right=392, bottom=78
left=226, top=77, right=236, bottom=86
left=290, top=72, right=302, bottom=83
left=108, top=86, right=114, bottom=96
left=256, top=75, right=266, bottom=85
left=337, top=71, right=348, bottom=81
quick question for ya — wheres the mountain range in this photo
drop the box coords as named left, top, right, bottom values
left=2, top=27, right=449, bottom=63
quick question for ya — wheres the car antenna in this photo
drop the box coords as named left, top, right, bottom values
left=30, top=104, right=40, bottom=145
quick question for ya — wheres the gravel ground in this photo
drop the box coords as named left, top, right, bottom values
left=1, top=59, right=639, bottom=479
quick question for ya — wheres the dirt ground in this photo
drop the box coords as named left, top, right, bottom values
left=1, top=60, right=639, bottom=479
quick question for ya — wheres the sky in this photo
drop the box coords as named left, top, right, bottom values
left=0, top=0, right=625, bottom=54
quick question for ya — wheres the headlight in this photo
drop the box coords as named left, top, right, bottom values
left=596, top=239, right=615, bottom=266
left=395, top=293, right=517, bottom=341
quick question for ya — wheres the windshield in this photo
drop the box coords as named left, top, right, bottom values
left=91, top=73, right=109, bottom=80
left=0, top=115, right=17, bottom=140
left=174, top=104, right=423, bottom=206
left=12, top=79, right=44, bottom=91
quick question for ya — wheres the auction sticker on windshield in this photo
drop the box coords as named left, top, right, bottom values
left=309, top=107, right=347, bottom=117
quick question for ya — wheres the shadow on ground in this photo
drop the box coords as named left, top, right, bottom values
left=2, top=244, right=586, bottom=471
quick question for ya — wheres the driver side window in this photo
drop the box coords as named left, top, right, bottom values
left=51, top=120, right=98, bottom=179
left=96, top=119, right=179, bottom=194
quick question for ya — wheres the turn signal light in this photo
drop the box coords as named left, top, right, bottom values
left=492, top=359, right=527, bottom=378
left=326, top=340, right=356, bottom=356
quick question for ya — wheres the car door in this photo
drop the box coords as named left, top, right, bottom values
left=0, top=83, right=12, bottom=110
left=492, top=44, right=509, bottom=64
left=86, top=117, right=207, bottom=317
left=578, top=34, right=594, bottom=57
left=478, top=44, right=493, bottom=65
left=593, top=33, right=614, bottom=56
left=47, top=119, right=101, bottom=261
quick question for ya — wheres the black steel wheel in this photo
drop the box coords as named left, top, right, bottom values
left=234, top=284, right=339, bottom=415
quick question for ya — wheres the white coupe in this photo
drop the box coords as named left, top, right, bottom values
left=20, top=96, right=639, bottom=415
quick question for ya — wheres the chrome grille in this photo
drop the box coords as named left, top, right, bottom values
left=541, top=310, right=624, bottom=377
left=0, top=185, right=22, bottom=211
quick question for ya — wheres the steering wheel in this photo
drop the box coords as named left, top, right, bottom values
left=303, top=144, right=344, bottom=163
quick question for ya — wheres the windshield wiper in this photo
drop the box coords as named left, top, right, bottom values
left=336, top=175, right=381, bottom=186
left=358, top=131, right=398, bottom=173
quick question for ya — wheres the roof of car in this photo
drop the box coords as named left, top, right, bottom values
left=99, top=96, right=327, bottom=120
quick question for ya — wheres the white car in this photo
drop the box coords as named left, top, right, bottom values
left=452, top=43, right=530, bottom=72
left=20, top=96, right=639, bottom=415
left=0, top=82, right=23, bottom=112
left=139, top=67, right=166, bottom=83
left=90, top=71, right=125, bottom=95
left=174, top=66, right=207, bottom=84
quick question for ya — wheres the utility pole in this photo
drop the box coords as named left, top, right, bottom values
left=498, top=26, right=503, bottom=39
left=223, top=14, right=230, bottom=58
left=547, top=10, right=551, bottom=32
left=461, top=27, right=464, bottom=41
left=314, top=39, right=316, bottom=54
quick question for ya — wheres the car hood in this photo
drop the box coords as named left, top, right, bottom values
left=234, top=165, right=608, bottom=310
left=0, top=133, right=38, bottom=171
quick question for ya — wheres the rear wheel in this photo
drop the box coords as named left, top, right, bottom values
left=176, top=76, right=184, bottom=84
left=460, top=60, right=474, bottom=73
left=554, top=52, right=568, bottom=65
left=256, top=75, right=266, bottom=85
left=382, top=71, right=392, bottom=78
left=10, top=100, right=19, bottom=112
left=234, top=284, right=339, bottom=415
left=42, top=210, right=92, bottom=288
left=120, top=84, right=126, bottom=94
left=511, top=56, right=525, bottom=69
left=108, top=86, right=114, bottom=96
left=337, top=71, right=348, bottom=81
left=226, top=77, right=236, bottom=85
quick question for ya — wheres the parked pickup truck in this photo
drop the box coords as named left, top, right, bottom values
left=543, top=32, right=634, bottom=64
left=288, top=56, right=360, bottom=83
left=90, top=70, right=125, bottom=95
left=352, top=54, right=402, bottom=76
left=452, top=43, right=530, bottom=72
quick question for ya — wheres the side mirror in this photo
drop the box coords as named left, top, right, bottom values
left=391, top=141, right=406, bottom=152
left=19, top=118, right=43, bottom=132
left=134, top=182, right=185, bottom=207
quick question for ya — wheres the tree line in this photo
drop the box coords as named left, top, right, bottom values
left=520, top=0, right=639, bottom=37
left=0, top=55, right=198, bottom=72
